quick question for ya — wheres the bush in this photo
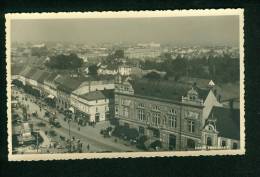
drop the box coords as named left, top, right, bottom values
left=37, top=122, right=46, bottom=127
left=49, top=130, right=57, bottom=137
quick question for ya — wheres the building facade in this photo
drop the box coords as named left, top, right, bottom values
left=114, top=78, right=205, bottom=150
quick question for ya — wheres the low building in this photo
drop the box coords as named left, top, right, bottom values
left=201, top=106, right=240, bottom=150
left=71, top=89, right=114, bottom=123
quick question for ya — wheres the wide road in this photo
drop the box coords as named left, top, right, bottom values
left=14, top=88, right=139, bottom=153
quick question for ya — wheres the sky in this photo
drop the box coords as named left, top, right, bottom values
left=11, top=15, right=240, bottom=46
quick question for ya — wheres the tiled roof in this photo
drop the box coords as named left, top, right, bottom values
left=80, top=89, right=114, bottom=101
left=208, top=106, right=240, bottom=140
left=55, top=76, right=85, bottom=93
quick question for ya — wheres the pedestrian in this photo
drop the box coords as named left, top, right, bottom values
left=87, top=144, right=90, bottom=151
left=78, top=126, right=80, bottom=131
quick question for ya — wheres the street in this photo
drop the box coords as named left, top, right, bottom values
left=12, top=88, right=139, bottom=153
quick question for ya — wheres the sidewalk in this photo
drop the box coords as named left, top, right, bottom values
left=16, top=90, right=140, bottom=152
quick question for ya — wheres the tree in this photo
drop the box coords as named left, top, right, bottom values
left=143, top=71, right=161, bottom=80
left=88, top=65, right=98, bottom=76
left=114, top=49, right=124, bottom=58
left=45, top=53, right=83, bottom=70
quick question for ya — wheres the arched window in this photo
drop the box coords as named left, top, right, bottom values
left=207, top=137, right=212, bottom=146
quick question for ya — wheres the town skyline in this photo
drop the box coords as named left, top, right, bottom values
left=11, top=15, right=239, bottom=46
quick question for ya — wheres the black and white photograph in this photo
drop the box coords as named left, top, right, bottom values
left=5, top=9, right=245, bottom=160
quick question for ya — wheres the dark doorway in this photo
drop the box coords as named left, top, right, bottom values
left=207, top=137, right=212, bottom=146
left=169, top=134, right=177, bottom=150
left=95, top=113, right=100, bottom=122
left=139, top=126, right=145, bottom=135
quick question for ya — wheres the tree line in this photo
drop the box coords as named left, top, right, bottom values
left=141, top=54, right=239, bottom=83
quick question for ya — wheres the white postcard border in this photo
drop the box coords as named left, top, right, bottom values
left=5, top=9, right=245, bottom=161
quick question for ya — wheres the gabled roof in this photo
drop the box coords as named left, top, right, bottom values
left=80, top=89, right=114, bottom=101
left=208, top=106, right=240, bottom=140
left=195, top=87, right=211, bottom=101
left=37, top=71, right=51, bottom=84
left=55, top=76, right=85, bottom=93
left=30, top=70, right=46, bottom=82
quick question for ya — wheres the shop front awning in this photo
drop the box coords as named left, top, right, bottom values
left=47, top=94, right=55, bottom=99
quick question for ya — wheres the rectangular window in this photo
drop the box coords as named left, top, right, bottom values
left=188, top=120, right=195, bottom=133
left=115, top=106, right=119, bottom=115
left=138, top=109, right=145, bottom=121
left=153, top=113, right=161, bottom=125
left=169, top=115, right=177, bottom=128
left=123, top=107, right=129, bottom=117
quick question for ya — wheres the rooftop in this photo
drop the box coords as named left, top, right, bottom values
left=208, top=106, right=240, bottom=140
left=130, top=79, right=190, bottom=101
left=80, top=89, right=114, bottom=101
left=55, top=76, right=85, bottom=93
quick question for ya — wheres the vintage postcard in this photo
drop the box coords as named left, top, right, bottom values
left=5, top=9, right=245, bottom=161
